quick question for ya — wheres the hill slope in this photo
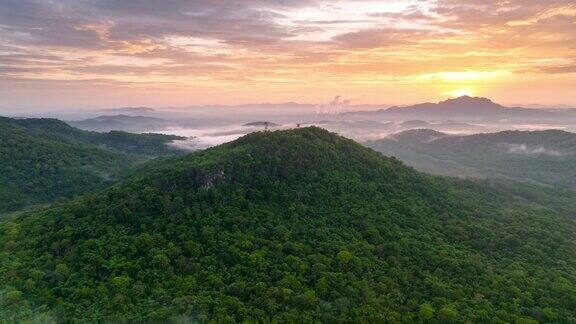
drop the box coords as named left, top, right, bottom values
left=1, top=127, right=576, bottom=322
left=68, top=114, right=169, bottom=132
left=0, top=116, right=184, bottom=213
left=366, top=129, right=576, bottom=188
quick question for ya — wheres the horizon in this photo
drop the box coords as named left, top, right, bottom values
left=1, top=0, right=576, bottom=110
left=2, top=95, right=575, bottom=116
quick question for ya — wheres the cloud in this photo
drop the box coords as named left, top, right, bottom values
left=163, top=123, right=286, bottom=150
left=506, top=143, right=563, bottom=156
left=333, top=28, right=444, bottom=49
left=0, top=0, right=575, bottom=107
left=315, top=95, right=352, bottom=114
left=535, top=65, right=576, bottom=74
left=0, top=0, right=322, bottom=51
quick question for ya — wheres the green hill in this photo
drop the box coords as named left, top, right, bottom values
left=1, top=127, right=576, bottom=322
left=366, top=129, right=576, bottom=188
left=0, top=116, right=184, bottom=213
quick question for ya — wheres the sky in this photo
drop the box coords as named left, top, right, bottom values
left=0, top=0, right=575, bottom=110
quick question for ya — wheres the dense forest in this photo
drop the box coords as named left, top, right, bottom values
left=1, top=127, right=575, bottom=322
left=0, top=116, right=184, bottom=213
left=366, top=129, right=576, bottom=188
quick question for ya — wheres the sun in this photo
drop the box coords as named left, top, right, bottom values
left=440, top=86, right=478, bottom=98
left=450, top=88, right=475, bottom=97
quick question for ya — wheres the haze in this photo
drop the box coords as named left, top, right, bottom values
left=1, top=0, right=575, bottom=111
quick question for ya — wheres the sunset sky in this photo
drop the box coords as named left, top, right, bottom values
left=0, top=0, right=575, bottom=109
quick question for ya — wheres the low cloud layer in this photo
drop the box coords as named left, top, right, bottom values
left=506, top=143, right=563, bottom=157
left=164, top=123, right=288, bottom=150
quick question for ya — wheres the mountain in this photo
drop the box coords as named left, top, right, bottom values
left=389, top=96, right=500, bottom=114
left=389, top=128, right=449, bottom=142
left=243, top=121, right=281, bottom=127
left=508, top=103, right=576, bottom=109
left=1, top=127, right=576, bottom=322
left=69, top=114, right=170, bottom=132
left=0, top=116, right=184, bottom=213
left=345, top=96, right=557, bottom=119
left=386, top=96, right=556, bottom=117
left=105, top=107, right=157, bottom=114
left=399, top=120, right=430, bottom=127
left=366, top=129, right=576, bottom=187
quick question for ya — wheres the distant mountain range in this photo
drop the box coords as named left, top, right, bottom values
left=74, top=98, right=574, bottom=121
left=508, top=103, right=576, bottom=109
left=346, top=96, right=559, bottom=119
left=69, top=114, right=170, bottom=132
left=243, top=121, right=281, bottom=127
left=387, top=96, right=536, bottom=115
left=105, top=107, right=157, bottom=114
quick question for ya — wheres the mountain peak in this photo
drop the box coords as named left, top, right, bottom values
left=439, top=96, right=501, bottom=108
left=383, top=95, right=513, bottom=116
left=141, top=126, right=407, bottom=191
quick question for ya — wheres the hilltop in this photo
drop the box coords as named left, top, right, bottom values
left=69, top=115, right=169, bottom=132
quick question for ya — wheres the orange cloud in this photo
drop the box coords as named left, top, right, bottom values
left=0, top=0, right=575, bottom=109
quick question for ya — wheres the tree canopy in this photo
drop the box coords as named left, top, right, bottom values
left=1, top=127, right=576, bottom=322
left=366, top=129, right=576, bottom=189
left=0, top=116, right=184, bottom=213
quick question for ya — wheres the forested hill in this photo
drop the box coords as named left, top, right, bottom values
left=1, top=117, right=184, bottom=155
left=0, top=116, right=184, bottom=213
left=1, top=127, right=576, bottom=322
left=366, top=129, right=576, bottom=188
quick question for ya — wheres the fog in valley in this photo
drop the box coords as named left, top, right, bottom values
left=7, top=95, right=576, bottom=196
left=8, top=95, right=570, bottom=189
left=11, top=96, right=574, bottom=153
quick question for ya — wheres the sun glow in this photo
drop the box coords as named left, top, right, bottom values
left=1, top=1, right=575, bottom=108
left=420, top=71, right=509, bottom=82
left=449, top=89, right=475, bottom=97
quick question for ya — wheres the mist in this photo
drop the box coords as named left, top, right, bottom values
left=34, top=96, right=574, bottom=153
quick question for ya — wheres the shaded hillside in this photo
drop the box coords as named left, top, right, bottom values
left=1, top=127, right=575, bottom=322
left=0, top=116, right=184, bottom=213
left=366, top=129, right=576, bottom=188
left=68, top=115, right=170, bottom=132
